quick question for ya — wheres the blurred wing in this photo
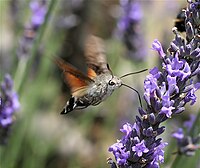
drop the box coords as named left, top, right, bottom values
left=55, top=58, right=94, bottom=96
left=84, top=35, right=110, bottom=74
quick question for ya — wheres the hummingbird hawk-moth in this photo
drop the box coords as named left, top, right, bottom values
left=56, top=35, right=146, bottom=114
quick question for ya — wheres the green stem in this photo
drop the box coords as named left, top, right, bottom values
left=14, top=58, right=28, bottom=92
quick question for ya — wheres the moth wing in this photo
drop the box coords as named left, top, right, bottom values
left=65, top=74, right=89, bottom=97
left=72, top=86, right=89, bottom=97
left=84, top=35, right=111, bottom=75
left=87, top=67, right=97, bottom=79
left=55, top=58, right=94, bottom=96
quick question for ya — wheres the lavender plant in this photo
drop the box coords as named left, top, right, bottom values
left=14, top=0, right=48, bottom=93
left=116, top=0, right=147, bottom=61
left=0, top=0, right=47, bottom=147
left=0, top=74, right=20, bottom=145
left=0, top=1, right=55, bottom=167
left=108, top=0, right=200, bottom=167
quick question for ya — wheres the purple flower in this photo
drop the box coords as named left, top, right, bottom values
left=116, top=0, right=147, bottom=61
left=160, top=91, right=175, bottom=118
left=118, top=0, right=142, bottom=32
left=30, top=0, right=47, bottom=29
left=172, top=117, right=200, bottom=156
left=152, top=39, right=166, bottom=58
left=167, top=75, right=179, bottom=94
left=108, top=142, right=130, bottom=165
left=184, top=83, right=200, bottom=105
left=150, top=142, right=168, bottom=166
left=165, top=53, right=191, bottom=81
left=120, top=123, right=132, bottom=137
left=183, top=114, right=196, bottom=132
left=172, top=128, right=184, bottom=140
left=109, top=0, right=200, bottom=167
left=17, top=0, right=48, bottom=59
left=132, top=140, right=149, bottom=157
left=0, top=74, right=20, bottom=144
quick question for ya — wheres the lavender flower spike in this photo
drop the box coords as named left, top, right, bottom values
left=109, top=0, right=200, bottom=167
left=30, top=0, right=47, bottom=30
left=0, top=74, right=20, bottom=144
left=117, top=0, right=147, bottom=61
left=17, top=0, right=48, bottom=58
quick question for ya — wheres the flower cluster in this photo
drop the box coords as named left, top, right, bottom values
left=172, top=115, right=200, bottom=156
left=109, top=0, right=200, bottom=167
left=116, top=0, right=147, bottom=61
left=17, top=0, right=47, bottom=58
left=0, top=74, right=20, bottom=144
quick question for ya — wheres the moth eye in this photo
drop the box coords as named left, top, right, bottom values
left=108, top=80, right=115, bottom=86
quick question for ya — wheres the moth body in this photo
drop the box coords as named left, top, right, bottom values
left=89, top=73, right=122, bottom=102
left=61, top=73, right=122, bottom=114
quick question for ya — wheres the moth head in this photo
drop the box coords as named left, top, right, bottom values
left=108, top=76, right=122, bottom=90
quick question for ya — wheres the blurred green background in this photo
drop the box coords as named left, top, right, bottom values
left=0, top=0, right=199, bottom=168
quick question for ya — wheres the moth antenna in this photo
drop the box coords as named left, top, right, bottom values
left=122, top=83, right=143, bottom=108
left=120, top=69, right=148, bottom=79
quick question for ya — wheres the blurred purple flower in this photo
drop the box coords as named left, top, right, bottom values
left=30, top=0, right=47, bottom=29
left=0, top=74, right=20, bottom=144
left=116, top=0, right=147, bottom=61
left=183, top=114, right=196, bottom=132
left=172, top=128, right=184, bottom=140
left=172, top=116, right=200, bottom=156
left=17, top=0, right=48, bottom=58
left=109, top=0, right=200, bottom=167
left=118, top=0, right=142, bottom=32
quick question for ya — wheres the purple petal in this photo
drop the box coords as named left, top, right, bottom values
left=152, top=39, right=166, bottom=58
